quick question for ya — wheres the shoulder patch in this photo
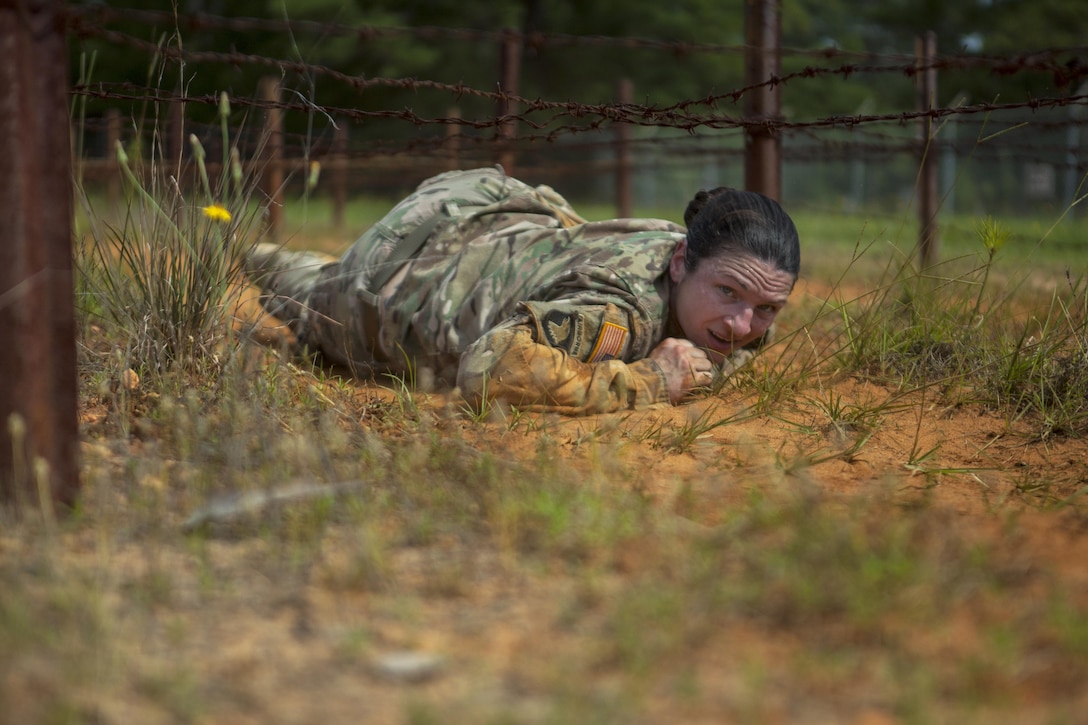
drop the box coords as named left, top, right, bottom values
left=587, top=321, right=629, bottom=363
left=542, top=309, right=585, bottom=357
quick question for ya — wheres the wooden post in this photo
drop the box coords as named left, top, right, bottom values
left=169, top=95, right=185, bottom=168
left=167, top=97, right=186, bottom=226
left=445, top=106, right=462, bottom=171
left=615, top=78, right=633, bottom=219
left=496, top=29, right=521, bottom=175
left=0, top=0, right=81, bottom=509
left=259, top=77, right=284, bottom=241
left=743, top=0, right=782, bottom=201
left=916, top=31, right=939, bottom=268
left=331, top=123, right=347, bottom=229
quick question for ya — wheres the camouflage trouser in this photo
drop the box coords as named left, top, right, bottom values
left=303, top=165, right=583, bottom=371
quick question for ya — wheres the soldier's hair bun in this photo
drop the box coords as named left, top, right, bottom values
left=682, top=187, right=800, bottom=278
left=683, top=187, right=736, bottom=228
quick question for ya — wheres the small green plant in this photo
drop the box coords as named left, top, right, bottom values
left=805, top=389, right=881, bottom=438
left=383, top=372, right=427, bottom=427
left=75, top=91, right=265, bottom=374
left=503, top=404, right=544, bottom=433
left=972, top=216, right=1009, bottom=319
left=652, top=404, right=751, bottom=454
left=1009, top=469, right=1062, bottom=507
left=459, top=371, right=496, bottom=423
left=992, top=275, right=1088, bottom=439
left=824, top=209, right=1088, bottom=441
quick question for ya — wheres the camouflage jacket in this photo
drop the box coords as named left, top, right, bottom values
left=287, top=167, right=753, bottom=415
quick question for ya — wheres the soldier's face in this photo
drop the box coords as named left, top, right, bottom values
left=668, top=241, right=794, bottom=362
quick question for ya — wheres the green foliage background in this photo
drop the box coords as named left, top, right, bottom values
left=68, top=1, right=1087, bottom=215
left=70, top=0, right=1088, bottom=128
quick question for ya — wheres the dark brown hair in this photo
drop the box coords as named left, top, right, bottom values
left=682, top=187, right=800, bottom=278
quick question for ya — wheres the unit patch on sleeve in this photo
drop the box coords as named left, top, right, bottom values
left=542, top=309, right=586, bottom=358
left=587, top=321, right=629, bottom=363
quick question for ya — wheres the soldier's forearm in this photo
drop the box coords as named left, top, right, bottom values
left=458, top=325, right=670, bottom=414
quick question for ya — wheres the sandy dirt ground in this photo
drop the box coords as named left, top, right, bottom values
left=3, top=277, right=1087, bottom=724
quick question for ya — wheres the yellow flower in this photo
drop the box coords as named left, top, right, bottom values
left=202, top=204, right=232, bottom=223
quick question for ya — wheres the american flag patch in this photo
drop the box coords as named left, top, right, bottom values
left=587, top=322, right=629, bottom=363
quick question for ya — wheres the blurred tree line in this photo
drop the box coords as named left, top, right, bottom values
left=70, top=0, right=1087, bottom=128
left=69, top=0, right=1087, bottom=215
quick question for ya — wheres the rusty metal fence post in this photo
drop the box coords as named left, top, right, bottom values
left=330, top=123, right=347, bottom=229
left=615, top=78, right=634, bottom=219
left=0, top=0, right=81, bottom=509
left=916, top=31, right=940, bottom=268
left=496, top=29, right=521, bottom=176
left=259, top=76, right=284, bottom=242
left=445, top=106, right=462, bottom=171
left=169, top=94, right=185, bottom=171
left=744, top=0, right=782, bottom=201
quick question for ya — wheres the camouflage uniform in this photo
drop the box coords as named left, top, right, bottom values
left=251, top=166, right=760, bottom=415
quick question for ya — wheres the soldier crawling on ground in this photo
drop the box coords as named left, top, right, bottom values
left=245, top=165, right=801, bottom=415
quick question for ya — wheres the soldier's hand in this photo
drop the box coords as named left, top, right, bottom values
left=648, top=338, right=714, bottom=404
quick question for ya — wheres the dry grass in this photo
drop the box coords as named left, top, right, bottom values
left=6, top=116, right=1088, bottom=720
left=5, top=221, right=1088, bottom=723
